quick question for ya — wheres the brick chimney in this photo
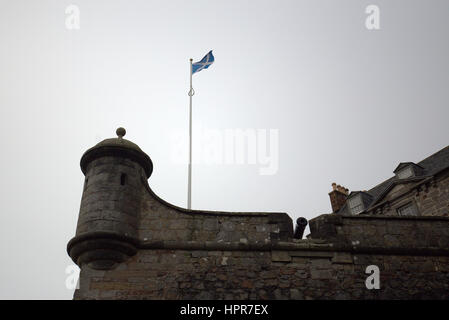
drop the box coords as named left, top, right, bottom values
left=328, top=183, right=349, bottom=213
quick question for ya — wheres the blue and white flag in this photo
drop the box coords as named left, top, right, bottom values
left=192, top=50, right=214, bottom=75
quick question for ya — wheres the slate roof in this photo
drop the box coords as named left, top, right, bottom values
left=337, top=145, right=449, bottom=215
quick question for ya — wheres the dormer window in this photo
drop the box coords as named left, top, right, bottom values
left=393, top=162, right=424, bottom=179
left=348, top=194, right=364, bottom=215
left=397, top=166, right=414, bottom=179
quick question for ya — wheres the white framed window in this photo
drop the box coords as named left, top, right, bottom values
left=397, top=202, right=418, bottom=216
left=348, top=194, right=364, bottom=215
left=397, top=166, right=414, bottom=179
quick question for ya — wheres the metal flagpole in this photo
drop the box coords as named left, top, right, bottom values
left=187, top=58, right=194, bottom=209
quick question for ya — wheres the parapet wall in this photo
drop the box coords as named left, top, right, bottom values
left=309, top=214, right=449, bottom=254
left=73, top=210, right=449, bottom=299
left=138, top=180, right=293, bottom=243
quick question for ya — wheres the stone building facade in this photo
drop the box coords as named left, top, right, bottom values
left=67, top=129, right=449, bottom=299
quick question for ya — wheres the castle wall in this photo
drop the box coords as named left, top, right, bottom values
left=310, top=214, right=449, bottom=249
left=137, top=183, right=292, bottom=243
left=73, top=212, right=449, bottom=300
left=74, top=249, right=449, bottom=300
left=69, top=135, right=449, bottom=300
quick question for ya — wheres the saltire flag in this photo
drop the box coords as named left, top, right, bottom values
left=192, top=50, right=214, bottom=75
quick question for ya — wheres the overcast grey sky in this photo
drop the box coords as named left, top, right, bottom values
left=0, top=0, right=448, bottom=299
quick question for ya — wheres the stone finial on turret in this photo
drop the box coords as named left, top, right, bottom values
left=116, top=127, right=126, bottom=139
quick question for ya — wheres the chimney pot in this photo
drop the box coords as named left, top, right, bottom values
left=329, top=182, right=348, bottom=213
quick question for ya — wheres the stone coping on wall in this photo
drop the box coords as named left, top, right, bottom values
left=138, top=240, right=449, bottom=256
left=68, top=231, right=449, bottom=259
left=142, top=176, right=292, bottom=219
left=311, top=213, right=449, bottom=222
left=341, top=214, right=449, bottom=221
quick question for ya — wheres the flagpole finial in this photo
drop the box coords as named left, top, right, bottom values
left=190, top=58, right=193, bottom=62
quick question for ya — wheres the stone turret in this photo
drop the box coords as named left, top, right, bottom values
left=67, top=128, right=153, bottom=270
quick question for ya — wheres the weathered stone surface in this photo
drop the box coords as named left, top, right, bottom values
left=70, top=132, right=449, bottom=300
left=271, top=251, right=292, bottom=262
left=73, top=247, right=449, bottom=300
left=332, top=252, right=353, bottom=264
